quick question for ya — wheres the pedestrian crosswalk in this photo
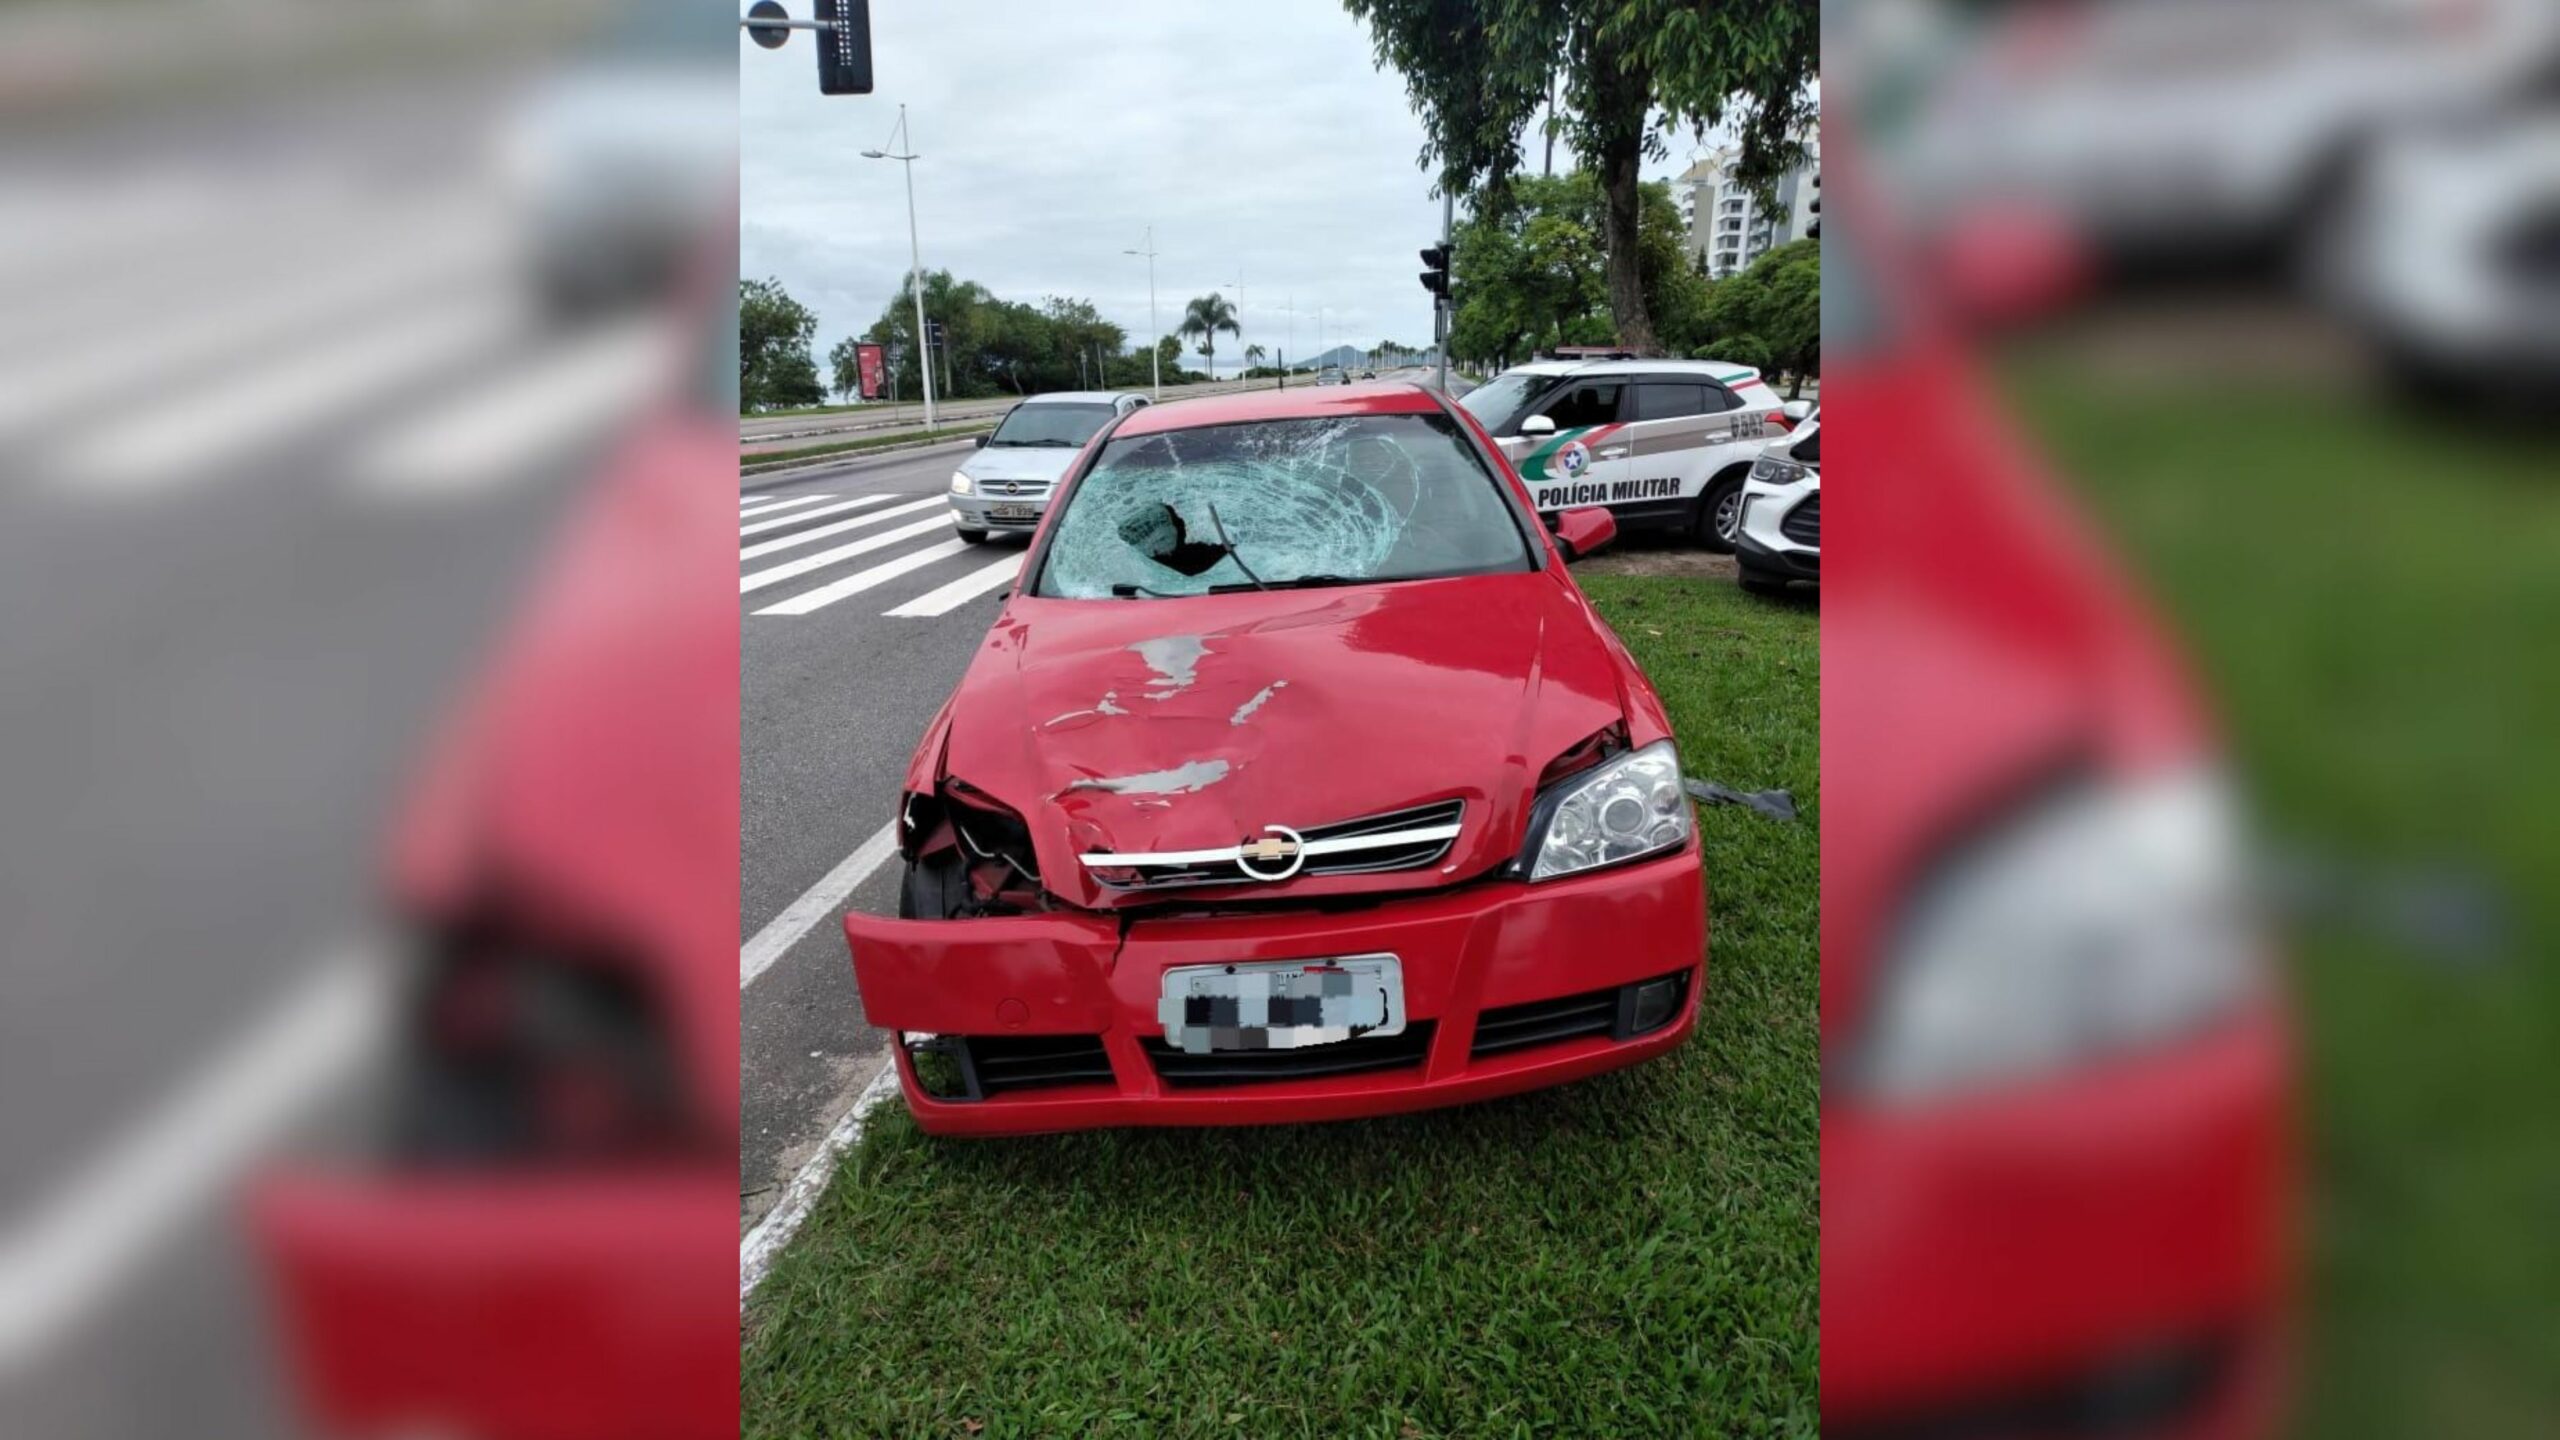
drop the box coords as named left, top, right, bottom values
left=4, top=169, right=680, bottom=505
left=736, top=486, right=1027, bottom=620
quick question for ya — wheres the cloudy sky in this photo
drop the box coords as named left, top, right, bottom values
left=740, top=2, right=1697, bottom=374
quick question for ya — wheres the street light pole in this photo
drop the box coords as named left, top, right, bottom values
left=862, top=105, right=936, bottom=429
left=1123, top=226, right=1159, bottom=401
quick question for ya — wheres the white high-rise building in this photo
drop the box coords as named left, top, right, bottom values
left=1678, top=139, right=1819, bottom=279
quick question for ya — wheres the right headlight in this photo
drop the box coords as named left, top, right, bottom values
left=1520, top=739, right=1692, bottom=881
left=949, top=471, right=975, bottom=495
left=1855, top=765, right=2266, bottom=1104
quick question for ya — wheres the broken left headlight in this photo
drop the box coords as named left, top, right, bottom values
left=1521, top=739, right=1691, bottom=881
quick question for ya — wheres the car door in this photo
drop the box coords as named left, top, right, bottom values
left=1510, top=377, right=1633, bottom=512
left=1618, top=377, right=1760, bottom=518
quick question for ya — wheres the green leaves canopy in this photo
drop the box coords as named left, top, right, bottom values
left=1344, top=0, right=1816, bottom=353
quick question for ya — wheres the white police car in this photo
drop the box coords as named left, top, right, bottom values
left=1456, top=358, right=1804, bottom=549
left=1736, top=409, right=1818, bottom=595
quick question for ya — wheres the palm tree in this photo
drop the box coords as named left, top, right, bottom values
left=1244, top=343, right=1267, bottom=373
left=1178, top=293, right=1241, bottom=379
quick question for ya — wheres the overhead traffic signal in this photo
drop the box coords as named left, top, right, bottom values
left=1419, top=245, right=1451, bottom=299
left=815, top=0, right=874, bottom=96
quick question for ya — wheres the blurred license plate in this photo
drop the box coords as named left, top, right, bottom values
left=1156, top=956, right=1404, bottom=1056
left=988, top=502, right=1040, bottom=520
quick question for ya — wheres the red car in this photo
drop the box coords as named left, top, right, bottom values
left=1820, top=159, right=2294, bottom=1436
left=252, top=381, right=743, bottom=1439
left=845, top=382, right=1707, bottom=1136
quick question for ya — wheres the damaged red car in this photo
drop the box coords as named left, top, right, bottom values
left=845, top=383, right=1708, bottom=1135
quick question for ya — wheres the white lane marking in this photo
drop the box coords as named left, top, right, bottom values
left=739, top=516, right=953, bottom=594
left=883, top=554, right=1023, bottom=618
left=738, top=497, right=945, bottom=560
left=739, top=820, right=901, bottom=990
left=753, top=539, right=971, bottom=615
left=739, top=1052, right=902, bottom=1307
left=49, top=297, right=522, bottom=494
left=349, top=316, right=674, bottom=498
left=0, top=228, right=503, bottom=442
left=738, top=493, right=894, bottom=537
left=0, top=944, right=392, bottom=1375
left=735, top=493, right=836, bottom=521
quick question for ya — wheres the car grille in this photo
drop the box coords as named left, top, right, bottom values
left=956, top=1033, right=1114, bottom=1096
left=1141, top=1021, right=1436, bottom=1087
left=1096, top=799, right=1465, bottom=889
left=1780, top=492, right=1820, bottom=547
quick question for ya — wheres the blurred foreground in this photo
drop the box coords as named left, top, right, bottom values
left=0, top=2, right=735, bottom=1436
left=1830, top=1, right=2559, bottom=1435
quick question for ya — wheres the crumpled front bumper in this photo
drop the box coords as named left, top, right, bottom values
left=1822, top=1007, right=2293, bottom=1438
left=844, top=843, right=1707, bottom=1136
left=250, top=1168, right=737, bottom=1440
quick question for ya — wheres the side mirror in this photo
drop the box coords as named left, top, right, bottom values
left=1781, top=400, right=1813, bottom=423
left=973, top=435, right=989, bottom=447
left=1518, top=413, right=1557, bottom=438
left=1551, top=505, right=1617, bottom=562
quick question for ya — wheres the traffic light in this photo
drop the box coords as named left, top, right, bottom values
left=1419, top=245, right=1451, bottom=299
left=815, top=0, right=874, bottom=96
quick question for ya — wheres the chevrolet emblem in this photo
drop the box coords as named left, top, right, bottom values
left=1234, top=824, right=1309, bottom=881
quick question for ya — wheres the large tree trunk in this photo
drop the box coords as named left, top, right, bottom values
left=1586, top=26, right=1658, bottom=355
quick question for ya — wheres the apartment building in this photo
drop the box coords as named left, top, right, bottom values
left=1677, top=142, right=1819, bottom=279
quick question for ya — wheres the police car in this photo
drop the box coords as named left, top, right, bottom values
left=1736, top=408, right=1818, bottom=594
left=1456, top=358, right=1804, bottom=550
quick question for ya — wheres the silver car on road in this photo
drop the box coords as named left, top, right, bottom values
left=949, top=391, right=1149, bottom=542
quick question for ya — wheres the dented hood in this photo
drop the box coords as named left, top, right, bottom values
left=941, top=570, right=1634, bottom=909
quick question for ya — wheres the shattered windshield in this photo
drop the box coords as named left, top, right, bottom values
left=1032, top=412, right=1534, bottom=599
left=989, top=402, right=1116, bottom=447
left=1455, top=371, right=1546, bottom=431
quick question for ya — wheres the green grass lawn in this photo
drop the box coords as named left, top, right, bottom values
left=742, top=577, right=1820, bottom=1439
left=2003, top=360, right=2560, bottom=1437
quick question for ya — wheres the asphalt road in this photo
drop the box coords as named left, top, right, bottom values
left=735, top=440, right=1014, bottom=1226
left=0, top=63, right=677, bottom=1436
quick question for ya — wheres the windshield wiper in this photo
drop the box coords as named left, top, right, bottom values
left=1202, top=503, right=1268, bottom=591
left=1109, top=582, right=1172, bottom=598
left=1208, top=573, right=1362, bottom=594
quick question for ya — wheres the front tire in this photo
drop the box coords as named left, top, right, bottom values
left=1697, top=470, right=1748, bottom=553
left=956, top=527, right=991, bottom=545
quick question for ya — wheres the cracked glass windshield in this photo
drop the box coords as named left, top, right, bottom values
left=988, top=402, right=1117, bottom=448
left=1034, top=412, right=1534, bottom=598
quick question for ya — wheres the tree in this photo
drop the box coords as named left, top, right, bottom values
left=1154, top=334, right=1189, bottom=382
left=855, top=270, right=1130, bottom=402
left=1344, top=0, right=1816, bottom=354
left=827, top=335, right=863, bottom=402
left=740, top=277, right=823, bottom=411
left=1245, top=343, right=1268, bottom=370
left=1697, top=238, right=1817, bottom=394
left=1444, top=172, right=1701, bottom=368
left=1178, top=293, right=1240, bottom=378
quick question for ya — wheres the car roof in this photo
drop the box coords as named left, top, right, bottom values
left=1111, top=380, right=1441, bottom=437
left=1502, top=358, right=1766, bottom=386
left=1016, top=390, right=1140, bottom=406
